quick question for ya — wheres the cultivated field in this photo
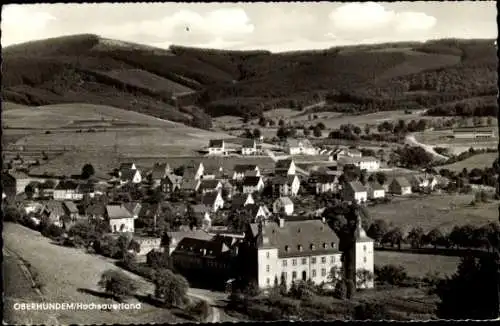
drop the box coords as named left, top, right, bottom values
left=439, top=152, right=498, bottom=172
left=3, top=223, right=186, bottom=325
left=374, top=251, right=460, bottom=278
left=367, top=194, right=499, bottom=233
left=414, top=130, right=498, bottom=154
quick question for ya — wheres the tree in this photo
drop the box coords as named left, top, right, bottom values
left=375, top=172, right=388, bottom=185
left=303, top=128, right=310, bottom=137
left=364, top=125, right=371, bottom=135
left=435, top=255, right=499, bottom=319
left=3, top=205, right=22, bottom=223
left=24, top=184, right=35, bottom=199
left=356, top=269, right=374, bottom=289
left=313, top=126, right=322, bottom=138
left=277, top=127, right=288, bottom=139
left=381, top=227, right=404, bottom=249
left=278, top=119, right=285, bottom=127
left=424, top=228, right=445, bottom=249
left=98, top=269, right=138, bottom=301
left=406, top=227, right=425, bottom=249
left=367, top=219, right=389, bottom=245
left=316, top=122, right=326, bottom=130
left=153, top=269, right=189, bottom=307
left=81, top=163, right=95, bottom=179
left=258, top=117, right=267, bottom=127
left=375, top=264, right=408, bottom=286
left=253, top=128, right=262, bottom=139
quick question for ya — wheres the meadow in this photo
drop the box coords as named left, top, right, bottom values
left=439, top=152, right=498, bottom=172
left=366, top=194, right=499, bottom=233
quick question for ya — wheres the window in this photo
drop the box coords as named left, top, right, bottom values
left=266, top=278, right=270, bottom=285
left=292, top=271, right=297, bottom=279
left=310, top=244, right=315, bottom=250
left=292, top=259, right=297, bottom=266
left=298, top=245, right=303, bottom=251
left=266, top=252, right=270, bottom=258
left=266, top=265, right=270, bottom=272
left=312, top=269, right=316, bottom=277
left=302, top=258, right=307, bottom=265
left=311, top=257, right=316, bottom=264
left=285, top=245, right=289, bottom=252
left=331, top=256, right=335, bottom=263
left=321, top=257, right=326, bottom=264
left=363, top=257, right=367, bottom=263
left=323, top=243, right=327, bottom=249
left=331, top=242, right=336, bottom=249
left=282, top=272, right=287, bottom=280
left=283, top=260, right=287, bottom=267
left=321, top=268, right=326, bottom=277
left=363, top=245, right=367, bottom=252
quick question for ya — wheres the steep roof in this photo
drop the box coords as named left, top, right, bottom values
left=191, top=204, right=211, bottom=215
left=314, top=174, right=338, bottom=183
left=106, top=205, right=133, bottom=219
left=286, top=138, right=313, bottom=148
left=347, top=181, right=367, bottom=193
left=181, top=179, right=199, bottom=191
left=272, top=175, right=297, bottom=185
left=234, top=164, right=258, bottom=173
left=367, top=182, right=384, bottom=191
left=43, top=200, right=65, bottom=217
left=242, top=139, right=257, bottom=148
left=199, top=179, right=221, bottom=191
left=167, top=229, right=213, bottom=245
left=393, top=176, right=411, bottom=188
left=120, top=168, right=139, bottom=182
left=250, top=219, right=340, bottom=258
left=62, top=201, right=78, bottom=213
left=209, top=139, right=224, bottom=148
left=275, top=196, right=293, bottom=206
left=151, top=163, right=170, bottom=179
left=242, top=176, right=262, bottom=187
left=120, top=163, right=136, bottom=170
left=275, top=159, right=294, bottom=170
left=202, top=191, right=221, bottom=205
left=173, top=236, right=233, bottom=258
left=55, top=180, right=79, bottom=190
left=231, top=193, right=253, bottom=209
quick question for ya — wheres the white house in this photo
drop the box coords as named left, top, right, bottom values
left=367, top=182, right=385, bottom=200
left=338, top=156, right=380, bottom=172
left=198, top=179, right=223, bottom=194
left=408, top=174, right=438, bottom=192
left=106, top=204, right=135, bottom=233
left=273, top=197, right=294, bottom=216
left=284, top=138, right=317, bottom=155
left=208, top=139, right=226, bottom=156
left=342, top=181, right=368, bottom=203
left=272, top=175, right=301, bottom=197
left=120, top=168, right=142, bottom=185
left=202, top=191, right=225, bottom=212
left=134, top=236, right=162, bottom=256
left=313, top=174, right=339, bottom=194
left=241, top=139, right=259, bottom=156
left=242, top=176, right=265, bottom=194
left=354, top=215, right=375, bottom=289
left=53, top=180, right=83, bottom=201
left=389, top=177, right=412, bottom=195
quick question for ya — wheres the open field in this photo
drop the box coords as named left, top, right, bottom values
left=439, top=152, right=498, bottom=172
left=375, top=251, right=460, bottom=278
left=366, top=194, right=499, bottom=233
left=3, top=223, right=187, bottom=325
left=414, top=130, right=498, bottom=155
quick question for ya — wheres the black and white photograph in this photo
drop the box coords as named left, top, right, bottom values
left=1, top=1, right=499, bottom=324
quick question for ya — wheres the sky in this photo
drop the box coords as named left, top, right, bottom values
left=1, top=2, right=497, bottom=52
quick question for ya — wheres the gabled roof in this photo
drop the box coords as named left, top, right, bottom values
left=124, top=201, right=142, bottom=216
left=244, top=170, right=259, bottom=177
left=181, top=179, right=199, bottom=191
left=234, top=164, right=258, bottom=173
left=106, top=205, right=133, bottom=219
left=250, top=219, right=340, bottom=258
left=138, top=202, right=159, bottom=219
left=245, top=204, right=268, bottom=218
left=151, top=163, right=170, bottom=179
left=209, top=139, right=225, bottom=148
left=242, top=139, right=257, bottom=148
left=367, top=181, right=384, bottom=191
left=174, top=236, right=233, bottom=258
left=275, top=159, right=294, bottom=170
left=120, top=168, right=139, bottom=181
left=86, top=202, right=106, bottom=217
left=120, top=163, right=136, bottom=170
left=272, top=175, right=298, bottom=185
left=167, top=229, right=213, bottom=245
left=392, top=176, right=411, bottom=188
left=347, top=181, right=367, bottom=193
left=55, top=180, right=79, bottom=190
left=43, top=200, right=65, bottom=217
left=163, top=173, right=182, bottom=185
left=199, top=179, right=221, bottom=191
left=202, top=191, right=221, bottom=205
left=231, top=193, right=253, bottom=209
left=242, top=176, right=262, bottom=187
left=286, top=138, right=313, bottom=148
left=314, top=174, right=338, bottom=183
left=63, top=201, right=78, bottom=213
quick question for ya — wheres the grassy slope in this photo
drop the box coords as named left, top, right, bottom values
left=2, top=34, right=496, bottom=123
left=438, top=152, right=498, bottom=172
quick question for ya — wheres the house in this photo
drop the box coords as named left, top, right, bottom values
left=367, top=182, right=385, bottom=200
left=208, top=139, right=226, bottom=155
left=191, top=204, right=212, bottom=230
left=61, top=201, right=80, bottom=230
left=407, top=174, right=438, bottom=192
left=106, top=204, right=135, bottom=233
left=389, top=177, right=412, bottom=195
left=85, top=201, right=107, bottom=220
left=246, top=219, right=342, bottom=289
left=120, top=168, right=142, bottom=185
left=242, top=176, right=265, bottom=194
left=133, top=236, right=162, bottom=257
left=232, top=164, right=260, bottom=181
left=272, top=175, right=301, bottom=197
left=198, top=179, right=223, bottom=194
left=273, top=197, right=294, bottom=216
left=202, top=191, right=225, bottom=213
left=123, top=202, right=142, bottom=219
left=77, top=182, right=96, bottom=198
left=202, top=166, right=223, bottom=180
left=166, top=229, right=214, bottom=254
left=150, top=163, right=171, bottom=186
left=284, top=138, right=317, bottom=155
left=338, top=157, right=380, bottom=172
left=241, top=139, right=258, bottom=156
left=119, top=163, right=137, bottom=172
left=275, top=159, right=296, bottom=176
left=246, top=204, right=272, bottom=223
left=313, top=174, right=339, bottom=194
left=180, top=179, right=201, bottom=194
left=40, top=200, right=66, bottom=227
left=53, top=180, right=82, bottom=201
left=3, top=171, right=49, bottom=195
left=342, top=181, right=368, bottom=203
left=231, top=193, right=255, bottom=210
left=453, top=127, right=496, bottom=139
left=161, top=174, right=183, bottom=193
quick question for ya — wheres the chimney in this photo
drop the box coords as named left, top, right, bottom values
left=279, top=218, right=285, bottom=228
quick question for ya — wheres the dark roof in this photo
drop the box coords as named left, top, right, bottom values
left=181, top=179, right=199, bottom=191
left=138, top=202, right=160, bottom=219
left=86, top=202, right=106, bottom=216
left=367, top=182, right=384, bottom=191
left=209, top=139, right=224, bottom=148
left=120, top=168, right=139, bottom=181
left=202, top=191, right=221, bottom=205
left=199, top=179, right=221, bottom=191
left=124, top=202, right=142, bottom=216
left=250, top=220, right=340, bottom=258
left=234, top=164, right=258, bottom=173
left=347, top=181, right=366, bottom=193
left=192, top=204, right=211, bottom=215
left=275, top=159, right=294, bottom=170
left=392, top=177, right=411, bottom=188
left=151, top=163, right=170, bottom=179
left=173, top=236, right=233, bottom=258
left=55, top=180, right=79, bottom=190
left=314, top=174, right=338, bottom=183
left=271, top=175, right=297, bottom=185
left=120, top=163, right=136, bottom=170
left=77, top=182, right=95, bottom=193
left=231, top=193, right=253, bottom=209
left=63, top=201, right=78, bottom=213
left=242, top=176, right=262, bottom=187
left=242, top=139, right=256, bottom=148
left=42, top=200, right=65, bottom=217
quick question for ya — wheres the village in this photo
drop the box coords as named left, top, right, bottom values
left=2, top=134, right=457, bottom=295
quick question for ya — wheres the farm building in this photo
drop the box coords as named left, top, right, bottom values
left=452, top=127, right=496, bottom=139
left=283, top=138, right=317, bottom=156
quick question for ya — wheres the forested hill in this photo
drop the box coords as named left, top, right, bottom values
left=3, top=34, right=497, bottom=128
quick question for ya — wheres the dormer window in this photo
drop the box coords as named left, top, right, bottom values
left=298, top=245, right=303, bottom=252
left=323, top=243, right=327, bottom=249
left=310, top=244, right=315, bottom=250
left=331, top=242, right=336, bottom=249
left=285, top=245, right=289, bottom=252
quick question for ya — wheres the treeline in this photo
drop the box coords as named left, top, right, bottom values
left=426, top=96, right=498, bottom=116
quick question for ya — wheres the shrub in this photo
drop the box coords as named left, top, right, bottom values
left=375, top=265, right=408, bottom=286
left=188, top=300, right=210, bottom=321
left=333, top=279, right=347, bottom=299
left=40, top=223, right=64, bottom=239
left=153, top=269, right=190, bottom=308
left=98, top=269, right=138, bottom=301
left=352, top=301, right=391, bottom=320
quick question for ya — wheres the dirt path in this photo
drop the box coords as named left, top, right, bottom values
left=405, top=134, right=449, bottom=162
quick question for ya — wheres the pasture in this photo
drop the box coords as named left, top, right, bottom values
left=375, top=251, right=460, bottom=278
left=366, top=194, right=499, bottom=233
left=438, top=152, right=498, bottom=172
left=414, top=130, right=498, bottom=154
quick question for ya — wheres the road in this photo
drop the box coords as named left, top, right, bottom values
left=3, top=222, right=230, bottom=324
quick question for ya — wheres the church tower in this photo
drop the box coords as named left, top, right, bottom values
left=354, top=213, right=375, bottom=288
